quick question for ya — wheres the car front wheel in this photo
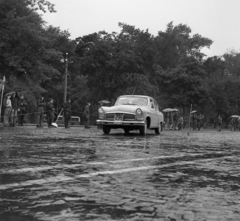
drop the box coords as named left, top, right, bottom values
left=140, top=121, right=147, bottom=136
left=155, top=122, right=161, bottom=135
left=103, top=125, right=111, bottom=135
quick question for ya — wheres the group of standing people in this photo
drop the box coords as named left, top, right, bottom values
left=190, top=113, right=205, bottom=131
left=230, top=117, right=240, bottom=131
left=215, top=115, right=240, bottom=132
left=36, top=96, right=72, bottom=128
left=3, top=92, right=27, bottom=127
left=3, top=93, right=91, bottom=128
left=164, top=111, right=184, bottom=130
left=164, top=111, right=205, bottom=131
left=36, top=96, right=58, bottom=128
left=36, top=96, right=91, bottom=129
left=192, top=114, right=240, bottom=132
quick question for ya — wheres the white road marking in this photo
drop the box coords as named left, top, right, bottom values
left=0, top=164, right=85, bottom=174
left=0, top=152, right=222, bottom=174
left=109, top=153, right=201, bottom=164
left=0, top=156, right=233, bottom=190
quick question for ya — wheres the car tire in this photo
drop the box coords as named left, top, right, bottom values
left=140, top=120, right=147, bottom=136
left=155, top=122, right=161, bottom=135
left=124, top=128, right=130, bottom=135
left=103, top=125, right=111, bottom=135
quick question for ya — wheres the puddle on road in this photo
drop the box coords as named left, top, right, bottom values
left=0, top=128, right=240, bottom=220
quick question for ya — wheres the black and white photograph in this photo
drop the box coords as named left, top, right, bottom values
left=0, top=0, right=240, bottom=220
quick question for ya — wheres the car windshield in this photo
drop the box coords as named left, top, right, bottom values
left=115, top=97, right=148, bottom=106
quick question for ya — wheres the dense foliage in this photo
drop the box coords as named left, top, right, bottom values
left=1, top=0, right=240, bottom=125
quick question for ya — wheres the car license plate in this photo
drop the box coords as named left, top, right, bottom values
left=114, top=113, right=124, bottom=121
left=114, top=121, right=122, bottom=124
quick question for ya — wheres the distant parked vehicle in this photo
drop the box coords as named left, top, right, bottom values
left=57, top=116, right=81, bottom=125
left=96, top=95, right=164, bottom=135
left=43, top=115, right=81, bottom=125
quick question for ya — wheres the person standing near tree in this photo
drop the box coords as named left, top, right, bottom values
left=192, top=113, right=197, bottom=131
left=46, top=98, right=55, bottom=127
left=173, top=111, right=179, bottom=130
left=235, top=118, right=239, bottom=131
left=63, top=98, right=71, bottom=128
left=83, top=102, right=91, bottom=129
left=233, top=118, right=238, bottom=131
left=238, top=118, right=240, bottom=131
left=36, top=96, right=45, bottom=128
left=199, top=114, right=204, bottom=131
left=196, top=114, right=201, bottom=131
left=18, top=95, right=27, bottom=126
left=165, top=112, right=170, bottom=130
left=169, top=112, right=173, bottom=130
left=217, top=115, right=222, bottom=132
left=10, top=93, right=20, bottom=127
left=178, top=115, right=184, bottom=130
left=3, top=95, right=12, bottom=126
left=230, top=118, right=234, bottom=131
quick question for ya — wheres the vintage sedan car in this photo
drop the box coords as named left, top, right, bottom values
left=96, top=95, right=164, bottom=135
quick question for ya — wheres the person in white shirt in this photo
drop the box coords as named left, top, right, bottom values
left=4, top=95, right=12, bottom=126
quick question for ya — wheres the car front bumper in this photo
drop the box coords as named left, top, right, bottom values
left=96, top=120, right=145, bottom=126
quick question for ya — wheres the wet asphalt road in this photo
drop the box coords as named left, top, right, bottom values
left=0, top=126, right=240, bottom=221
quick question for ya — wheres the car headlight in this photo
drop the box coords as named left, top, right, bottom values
left=136, top=108, right=143, bottom=115
left=98, top=108, right=104, bottom=114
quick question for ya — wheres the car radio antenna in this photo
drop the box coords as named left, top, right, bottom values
left=132, top=84, right=138, bottom=96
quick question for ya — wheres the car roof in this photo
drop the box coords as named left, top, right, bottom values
left=118, top=95, right=152, bottom=99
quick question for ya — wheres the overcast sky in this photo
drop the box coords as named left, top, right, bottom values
left=42, top=0, right=240, bottom=57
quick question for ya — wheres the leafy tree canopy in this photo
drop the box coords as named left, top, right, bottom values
left=0, top=0, right=76, bottom=116
left=1, top=1, right=240, bottom=125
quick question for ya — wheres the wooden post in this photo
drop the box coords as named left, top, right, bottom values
left=0, top=76, right=6, bottom=123
left=188, top=104, right=192, bottom=135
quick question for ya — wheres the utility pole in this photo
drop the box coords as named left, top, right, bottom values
left=64, top=52, right=68, bottom=103
left=0, top=76, right=6, bottom=123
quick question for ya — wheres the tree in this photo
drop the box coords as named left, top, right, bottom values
left=157, top=61, right=208, bottom=109
left=0, top=0, right=75, bottom=120
left=75, top=23, right=159, bottom=103
left=155, top=22, right=213, bottom=69
left=223, top=50, right=240, bottom=77
left=203, top=53, right=240, bottom=120
left=0, top=0, right=58, bottom=89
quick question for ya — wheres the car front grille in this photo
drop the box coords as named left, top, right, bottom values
left=105, top=113, right=135, bottom=121
left=105, top=113, right=114, bottom=120
left=123, top=113, right=135, bottom=121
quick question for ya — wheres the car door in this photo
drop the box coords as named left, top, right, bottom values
left=153, top=99, right=162, bottom=125
left=149, top=98, right=158, bottom=128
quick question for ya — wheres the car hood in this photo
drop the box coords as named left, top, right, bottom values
left=102, top=105, right=145, bottom=113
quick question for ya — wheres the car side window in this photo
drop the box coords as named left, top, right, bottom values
left=150, top=99, right=155, bottom=109
left=154, top=100, right=158, bottom=111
